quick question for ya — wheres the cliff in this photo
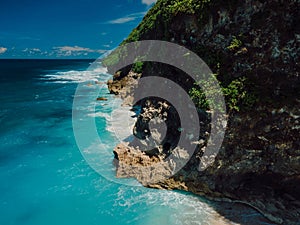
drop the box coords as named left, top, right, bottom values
left=104, top=0, right=300, bottom=224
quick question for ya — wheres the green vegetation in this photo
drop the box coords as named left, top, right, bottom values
left=103, top=0, right=257, bottom=113
left=190, top=76, right=257, bottom=112
left=189, top=73, right=225, bottom=112
left=227, top=36, right=242, bottom=51
left=167, top=0, right=211, bottom=15
left=132, top=61, right=144, bottom=73
left=124, top=0, right=212, bottom=43
left=189, top=82, right=212, bottom=111
left=222, top=77, right=257, bottom=111
left=102, top=51, right=120, bottom=68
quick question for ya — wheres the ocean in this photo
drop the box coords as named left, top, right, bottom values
left=0, top=59, right=273, bottom=225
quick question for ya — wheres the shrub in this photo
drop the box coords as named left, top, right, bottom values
left=132, top=61, right=144, bottom=73
left=227, top=36, right=242, bottom=51
left=189, top=76, right=257, bottom=112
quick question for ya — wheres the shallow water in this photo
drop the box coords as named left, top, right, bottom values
left=0, top=59, right=273, bottom=225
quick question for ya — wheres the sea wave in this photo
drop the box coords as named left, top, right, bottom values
left=113, top=186, right=240, bottom=225
left=107, top=104, right=136, bottom=142
left=39, top=65, right=109, bottom=84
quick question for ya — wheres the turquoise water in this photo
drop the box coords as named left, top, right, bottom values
left=0, top=59, right=273, bottom=225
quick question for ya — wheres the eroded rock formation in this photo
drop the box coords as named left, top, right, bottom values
left=105, top=0, right=300, bottom=224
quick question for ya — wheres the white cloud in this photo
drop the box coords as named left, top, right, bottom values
left=107, top=17, right=136, bottom=24
left=54, top=46, right=95, bottom=52
left=106, top=11, right=147, bottom=24
left=142, top=0, right=157, bottom=5
left=53, top=46, right=106, bottom=57
left=0, top=47, right=7, bottom=54
left=21, top=48, right=47, bottom=56
left=22, top=48, right=42, bottom=54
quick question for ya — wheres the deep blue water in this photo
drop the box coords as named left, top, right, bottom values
left=0, top=59, right=273, bottom=225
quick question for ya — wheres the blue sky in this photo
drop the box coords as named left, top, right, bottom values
left=0, top=0, right=157, bottom=59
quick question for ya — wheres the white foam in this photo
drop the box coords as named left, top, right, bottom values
left=40, top=65, right=109, bottom=84
left=87, top=94, right=136, bottom=142
left=88, top=112, right=111, bottom=121
left=114, top=186, right=239, bottom=225
left=107, top=104, right=137, bottom=142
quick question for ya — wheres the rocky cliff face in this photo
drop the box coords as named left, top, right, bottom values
left=104, top=0, right=300, bottom=224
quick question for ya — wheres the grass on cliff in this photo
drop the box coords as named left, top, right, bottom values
left=103, top=0, right=256, bottom=112
left=190, top=76, right=257, bottom=112
left=124, top=0, right=212, bottom=43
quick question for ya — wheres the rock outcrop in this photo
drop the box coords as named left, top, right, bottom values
left=104, top=0, right=300, bottom=224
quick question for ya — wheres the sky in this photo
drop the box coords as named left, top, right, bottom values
left=0, top=0, right=157, bottom=59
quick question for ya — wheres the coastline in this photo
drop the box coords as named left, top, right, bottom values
left=106, top=73, right=279, bottom=224
left=103, top=0, right=300, bottom=224
left=107, top=67, right=299, bottom=225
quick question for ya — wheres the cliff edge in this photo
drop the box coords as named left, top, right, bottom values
left=104, top=0, right=300, bottom=224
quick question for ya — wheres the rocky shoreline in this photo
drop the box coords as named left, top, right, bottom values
left=108, top=70, right=300, bottom=224
left=105, top=0, right=300, bottom=224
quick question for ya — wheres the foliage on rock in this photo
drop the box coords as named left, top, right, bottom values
left=107, top=0, right=300, bottom=224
